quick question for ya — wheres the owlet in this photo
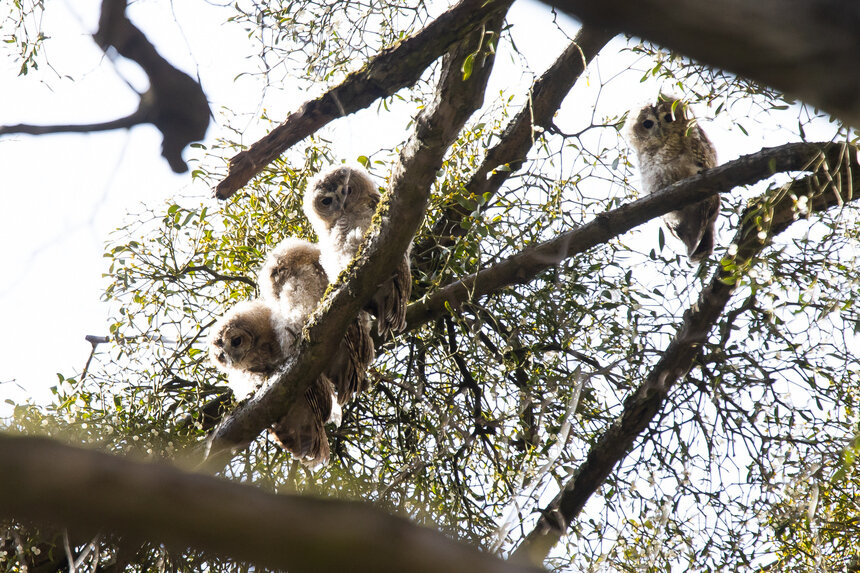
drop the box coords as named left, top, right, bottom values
left=303, top=164, right=412, bottom=337
left=258, top=236, right=375, bottom=405
left=626, top=96, right=719, bottom=261
left=207, top=299, right=338, bottom=466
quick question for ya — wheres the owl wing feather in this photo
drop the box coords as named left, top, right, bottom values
left=372, top=252, right=412, bottom=338
left=270, top=374, right=336, bottom=467
left=330, top=311, right=375, bottom=404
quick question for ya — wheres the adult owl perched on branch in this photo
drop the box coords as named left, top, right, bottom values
left=258, top=237, right=375, bottom=405
left=303, top=164, right=412, bottom=337
left=207, top=299, right=338, bottom=466
left=626, top=96, right=719, bottom=262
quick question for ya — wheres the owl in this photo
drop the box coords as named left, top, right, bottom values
left=258, top=236, right=375, bottom=405
left=303, top=164, right=412, bottom=338
left=208, top=299, right=339, bottom=466
left=626, top=95, right=720, bottom=262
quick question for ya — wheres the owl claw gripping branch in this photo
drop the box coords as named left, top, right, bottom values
left=626, top=95, right=720, bottom=262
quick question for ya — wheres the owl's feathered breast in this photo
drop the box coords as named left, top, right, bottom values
left=636, top=124, right=716, bottom=195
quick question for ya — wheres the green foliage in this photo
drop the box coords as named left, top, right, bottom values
left=1, top=0, right=45, bottom=75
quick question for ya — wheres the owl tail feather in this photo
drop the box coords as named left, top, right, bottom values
left=689, top=225, right=715, bottom=262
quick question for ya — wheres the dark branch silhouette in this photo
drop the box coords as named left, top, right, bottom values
left=0, top=434, right=541, bottom=573
left=539, top=0, right=860, bottom=128
left=0, top=0, right=210, bottom=173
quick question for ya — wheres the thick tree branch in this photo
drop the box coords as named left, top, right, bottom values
left=540, top=0, right=860, bottom=128
left=1, top=0, right=210, bottom=173
left=414, top=26, right=614, bottom=273
left=405, top=142, right=854, bottom=332
left=202, top=12, right=506, bottom=467
left=0, top=434, right=540, bottom=573
left=510, top=143, right=860, bottom=565
left=214, top=0, right=513, bottom=199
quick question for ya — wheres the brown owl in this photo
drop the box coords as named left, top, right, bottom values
left=258, top=237, right=375, bottom=405
left=626, top=95, right=719, bottom=262
left=207, top=299, right=337, bottom=466
left=303, top=164, right=412, bottom=337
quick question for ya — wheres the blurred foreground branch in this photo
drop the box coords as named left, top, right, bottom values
left=0, top=434, right=540, bottom=573
left=541, top=0, right=860, bottom=128
left=0, top=0, right=210, bottom=173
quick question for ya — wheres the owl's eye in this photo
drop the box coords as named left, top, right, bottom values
left=345, top=186, right=352, bottom=195
left=643, top=119, right=654, bottom=129
left=230, top=336, right=243, bottom=347
left=321, top=197, right=333, bottom=206
left=663, top=113, right=674, bottom=123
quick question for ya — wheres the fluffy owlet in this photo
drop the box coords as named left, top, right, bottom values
left=626, top=96, right=719, bottom=262
left=258, top=236, right=375, bottom=405
left=208, top=299, right=338, bottom=466
left=303, top=165, right=412, bottom=338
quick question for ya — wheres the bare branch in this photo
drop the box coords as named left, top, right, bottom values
left=405, top=142, right=852, bottom=332
left=215, top=0, right=514, bottom=199
left=202, top=10, right=508, bottom=466
left=539, top=0, right=860, bottom=128
left=510, top=143, right=860, bottom=565
left=155, top=264, right=257, bottom=288
left=0, top=434, right=541, bottom=573
left=414, top=25, right=614, bottom=272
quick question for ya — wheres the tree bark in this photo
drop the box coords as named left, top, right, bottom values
left=215, top=0, right=513, bottom=199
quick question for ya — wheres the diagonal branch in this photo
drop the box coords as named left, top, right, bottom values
left=214, top=0, right=513, bottom=199
left=413, top=25, right=614, bottom=272
left=509, top=143, right=860, bottom=565
left=538, top=0, right=860, bottom=129
left=202, top=10, right=507, bottom=468
left=404, top=142, right=854, bottom=332
left=0, top=434, right=541, bottom=573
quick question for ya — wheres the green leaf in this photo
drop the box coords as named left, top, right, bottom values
left=461, top=53, right=475, bottom=81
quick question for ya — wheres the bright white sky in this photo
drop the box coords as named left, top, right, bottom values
left=0, top=0, right=835, bottom=414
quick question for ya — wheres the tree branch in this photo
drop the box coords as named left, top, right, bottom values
left=510, top=142, right=860, bottom=565
left=202, top=10, right=507, bottom=467
left=404, top=142, right=853, bottom=332
left=1, top=0, right=210, bottom=173
left=0, top=434, right=541, bottom=573
left=214, top=0, right=513, bottom=199
left=539, top=0, right=860, bottom=128
left=414, top=25, right=614, bottom=272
